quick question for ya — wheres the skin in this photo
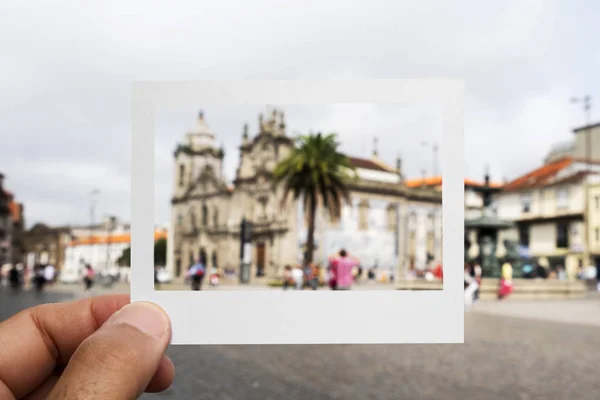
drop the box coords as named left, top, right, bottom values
left=0, top=295, right=174, bottom=399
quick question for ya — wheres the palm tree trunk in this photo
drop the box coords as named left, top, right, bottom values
left=305, top=195, right=317, bottom=266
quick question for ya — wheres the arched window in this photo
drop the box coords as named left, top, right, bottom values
left=199, top=248, right=207, bottom=265
left=202, top=204, right=208, bottom=227
left=213, top=207, right=219, bottom=227
left=178, top=164, right=185, bottom=187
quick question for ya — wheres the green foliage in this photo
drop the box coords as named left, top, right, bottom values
left=273, top=132, right=357, bottom=264
left=116, top=238, right=167, bottom=267
left=117, top=246, right=131, bottom=267
left=154, top=238, right=167, bottom=266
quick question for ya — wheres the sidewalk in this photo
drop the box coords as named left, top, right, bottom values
left=471, top=295, right=600, bottom=327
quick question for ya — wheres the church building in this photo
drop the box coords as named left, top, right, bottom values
left=166, top=110, right=443, bottom=282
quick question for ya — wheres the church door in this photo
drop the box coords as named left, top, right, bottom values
left=256, top=242, right=266, bottom=277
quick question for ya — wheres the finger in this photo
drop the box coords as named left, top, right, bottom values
left=47, top=302, right=172, bottom=400
left=0, top=294, right=130, bottom=399
left=146, top=355, right=175, bottom=393
left=22, top=354, right=174, bottom=399
left=22, top=373, right=60, bottom=400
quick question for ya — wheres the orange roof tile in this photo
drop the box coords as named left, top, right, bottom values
left=503, top=157, right=574, bottom=191
left=405, top=176, right=502, bottom=188
left=68, top=230, right=167, bottom=247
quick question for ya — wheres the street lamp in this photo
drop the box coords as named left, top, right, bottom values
left=421, top=141, right=439, bottom=178
left=571, top=95, right=593, bottom=266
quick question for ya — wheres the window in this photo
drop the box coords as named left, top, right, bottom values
left=202, top=204, right=208, bottom=227
left=518, top=224, right=530, bottom=247
left=596, top=228, right=599, bottom=242
left=178, top=165, right=185, bottom=187
left=213, top=208, right=219, bottom=227
left=556, top=188, right=568, bottom=210
left=358, top=200, right=369, bottom=231
left=190, top=210, right=197, bottom=230
left=595, top=196, right=599, bottom=211
left=521, top=193, right=531, bottom=213
left=556, top=223, right=569, bottom=248
left=177, top=214, right=183, bottom=226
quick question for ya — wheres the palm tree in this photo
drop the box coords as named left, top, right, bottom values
left=273, top=132, right=357, bottom=265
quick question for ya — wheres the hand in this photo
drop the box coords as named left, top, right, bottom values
left=0, top=295, right=173, bottom=399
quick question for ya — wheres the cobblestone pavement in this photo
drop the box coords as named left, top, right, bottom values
left=2, top=286, right=599, bottom=400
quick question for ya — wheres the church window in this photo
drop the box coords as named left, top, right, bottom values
left=202, top=204, right=208, bottom=227
left=178, top=165, right=185, bottom=187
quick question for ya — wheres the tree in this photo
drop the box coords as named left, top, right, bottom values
left=116, top=238, right=167, bottom=267
left=154, top=238, right=167, bottom=266
left=117, top=246, right=131, bottom=267
left=273, top=132, right=356, bottom=265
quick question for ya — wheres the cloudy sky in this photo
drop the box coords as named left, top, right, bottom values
left=1, top=0, right=599, bottom=228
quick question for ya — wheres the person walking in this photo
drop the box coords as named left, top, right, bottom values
left=498, top=260, right=514, bottom=300
left=282, top=265, right=293, bottom=290
left=329, top=249, right=359, bottom=290
left=292, top=265, right=304, bottom=290
left=464, top=264, right=478, bottom=310
left=8, top=265, right=21, bottom=291
left=473, top=262, right=482, bottom=302
left=188, top=259, right=206, bottom=291
left=83, top=264, right=95, bottom=291
left=44, top=264, right=56, bottom=285
left=309, top=263, right=320, bottom=290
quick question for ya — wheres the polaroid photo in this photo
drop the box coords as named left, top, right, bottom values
left=131, top=80, right=464, bottom=344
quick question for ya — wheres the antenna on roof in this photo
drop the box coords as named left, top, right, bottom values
left=372, top=136, right=379, bottom=157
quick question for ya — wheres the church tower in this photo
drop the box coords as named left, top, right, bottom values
left=173, top=111, right=225, bottom=198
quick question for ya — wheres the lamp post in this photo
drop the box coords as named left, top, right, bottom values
left=571, top=95, right=592, bottom=266
left=421, top=141, right=439, bottom=177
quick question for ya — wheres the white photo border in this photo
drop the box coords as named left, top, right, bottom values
left=131, top=80, right=464, bottom=345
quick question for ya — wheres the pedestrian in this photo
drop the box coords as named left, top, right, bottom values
left=282, top=265, right=293, bottom=290
left=329, top=249, right=359, bottom=290
left=44, top=264, right=56, bottom=285
left=310, top=263, right=320, bottom=290
left=209, top=266, right=219, bottom=287
left=498, top=260, right=514, bottom=300
left=187, top=259, right=206, bottom=291
left=464, top=264, right=478, bottom=310
left=596, top=260, right=600, bottom=292
left=33, top=264, right=46, bottom=292
left=557, top=265, right=567, bottom=281
left=83, top=264, right=95, bottom=291
left=8, top=265, right=21, bottom=291
left=473, top=262, right=482, bottom=302
left=292, top=265, right=304, bottom=290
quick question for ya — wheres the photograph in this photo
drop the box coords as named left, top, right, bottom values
left=152, top=103, right=447, bottom=292
left=2, top=1, right=600, bottom=398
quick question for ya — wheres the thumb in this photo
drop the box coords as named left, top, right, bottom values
left=48, top=302, right=172, bottom=400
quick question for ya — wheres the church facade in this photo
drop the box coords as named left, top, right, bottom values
left=166, top=110, right=443, bottom=282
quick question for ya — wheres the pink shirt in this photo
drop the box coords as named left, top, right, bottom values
left=332, top=257, right=357, bottom=289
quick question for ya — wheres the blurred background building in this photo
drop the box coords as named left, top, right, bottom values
left=0, top=172, right=25, bottom=267
left=167, top=110, right=444, bottom=283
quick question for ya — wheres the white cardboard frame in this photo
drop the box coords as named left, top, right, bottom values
left=131, top=80, right=464, bottom=345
